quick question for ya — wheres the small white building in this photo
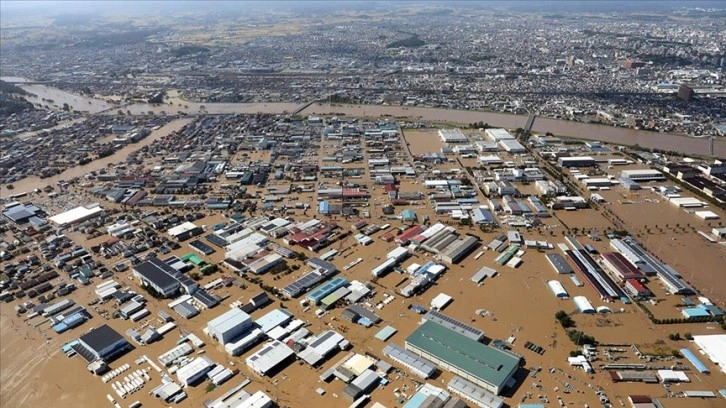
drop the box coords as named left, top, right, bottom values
left=430, top=293, right=453, bottom=310
left=438, top=129, right=468, bottom=143
left=177, top=357, right=214, bottom=386
left=567, top=355, right=593, bottom=373
left=620, top=169, right=665, bottom=181
left=246, top=340, right=295, bottom=376
left=484, top=128, right=515, bottom=141
left=207, top=308, right=253, bottom=345
left=478, top=155, right=504, bottom=166
left=712, top=227, right=726, bottom=238
left=547, top=280, right=569, bottom=298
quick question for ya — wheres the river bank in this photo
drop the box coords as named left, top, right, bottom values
left=4, top=76, right=723, bottom=157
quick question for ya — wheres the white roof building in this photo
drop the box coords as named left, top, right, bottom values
left=49, top=204, right=103, bottom=226
left=620, top=169, right=665, bottom=181
left=226, top=244, right=264, bottom=262
left=237, top=391, right=273, bottom=408
left=225, top=233, right=269, bottom=257
left=573, top=296, right=595, bottom=314
left=207, top=308, right=253, bottom=345
left=484, top=128, right=515, bottom=141
left=478, top=155, right=504, bottom=165
left=498, top=139, right=526, bottom=153
left=438, top=128, right=468, bottom=143
left=656, top=369, right=690, bottom=383
left=247, top=253, right=284, bottom=275
left=547, top=280, right=569, bottom=298
left=299, top=330, right=348, bottom=366
left=430, top=293, right=453, bottom=310
left=224, top=328, right=265, bottom=356
left=387, top=246, right=410, bottom=261
left=692, top=335, right=726, bottom=374
left=168, top=221, right=199, bottom=238
left=256, top=308, right=293, bottom=333
left=246, top=340, right=294, bottom=376
left=177, top=356, right=214, bottom=386
left=224, top=227, right=256, bottom=244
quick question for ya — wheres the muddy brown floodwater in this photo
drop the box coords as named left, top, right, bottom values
left=5, top=77, right=724, bottom=157
left=17, top=84, right=116, bottom=113
left=15, top=118, right=194, bottom=193
left=301, top=103, right=726, bottom=157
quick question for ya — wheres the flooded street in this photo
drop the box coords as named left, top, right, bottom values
left=16, top=118, right=194, bottom=192
left=302, top=103, right=726, bottom=157
left=4, top=77, right=724, bottom=157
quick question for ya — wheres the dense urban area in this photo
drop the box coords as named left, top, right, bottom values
left=1, top=3, right=725, bottom=408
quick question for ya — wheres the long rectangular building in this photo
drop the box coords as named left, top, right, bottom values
left=422, top=310, right=485, bottom=342
left=440, top=236, right=479, bottom=264
left=382, top=343, right=437, bottom=379
left=545, top=253, right=574, bottom=274
left=601, top=252, right=643, bottom=281
left=448, top=375, right=504, bottom=408
left=404, top=321, right=520, bottom=395
left=612, top=238, right=693, bottom=295
left=246, top=340, right=294, bottom=376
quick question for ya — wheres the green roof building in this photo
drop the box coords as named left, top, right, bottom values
left=404, top=321, right=520, bottom=395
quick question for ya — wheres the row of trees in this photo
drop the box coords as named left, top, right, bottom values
left=567, top=330, right=596, bottom=346
left=555, top=310, right=575, bottom=328
left=668, top=332, right=694, bottom=341
left=638, top=301, right=726, bottom=327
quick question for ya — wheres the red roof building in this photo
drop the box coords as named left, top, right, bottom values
left=395, top=225, right=425, bottom=245
left=342, top=188, right=370, bottom=198
left=602, top=252, right=643, bottom=281
left=625, top=279, right=652, bottom=298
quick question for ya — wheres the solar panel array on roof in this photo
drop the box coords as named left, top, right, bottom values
left=205, top=233, right=228, bottom=248
left=448, top=375, right=504, bottom=408
left=423, top=310, right=484, bottom=342
left=189, top=240, right=215, bottom=255
left=193, top=289, right=220, bottom=308
left=282, top=270, right=325, bottom=297
left=382, top=343, right=437, bottom=379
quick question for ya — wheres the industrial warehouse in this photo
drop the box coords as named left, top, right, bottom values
left=403, top=321, right=520, bottom=396
left=2, top=105, right=726, bottom=408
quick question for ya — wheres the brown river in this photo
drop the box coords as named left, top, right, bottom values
left=301, top=103, right=726, bottom=157
left=15, top=118, right=194, bottom=193
left=4, top=77, right=724, bottom=157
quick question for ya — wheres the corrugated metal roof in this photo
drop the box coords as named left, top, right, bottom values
left=405, top=321, right=519, bottom=389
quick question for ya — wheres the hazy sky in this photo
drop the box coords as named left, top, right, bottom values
left=1, top=0, right=723, bottom=20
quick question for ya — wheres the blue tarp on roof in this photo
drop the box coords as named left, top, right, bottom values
left=472, top=207, right=496, bottom=224
left=680, top=348, right=710, bottom=373
left=319, top=201, right=330, bottom=214
left=401, top=209, right=416, bottom=221
left=402, top=392, right=428, bottom=408
left=682, top=307, right=711, bottom=318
